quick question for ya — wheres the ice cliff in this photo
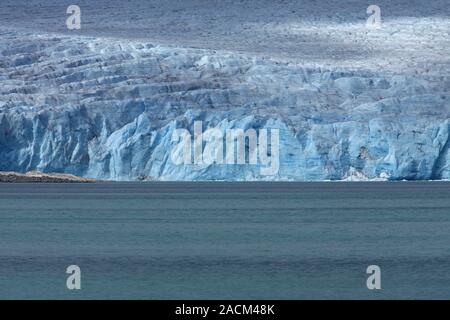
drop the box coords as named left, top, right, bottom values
left=0, top=31, right=449, bottom=181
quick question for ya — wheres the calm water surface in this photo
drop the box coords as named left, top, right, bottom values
left=0, top=182, right=449, bottom=299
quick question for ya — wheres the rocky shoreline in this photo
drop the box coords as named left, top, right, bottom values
left=0, top=171, right=96, bottom=183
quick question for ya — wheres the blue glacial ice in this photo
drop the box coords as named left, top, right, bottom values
left=0, top=31, right=449, bottom=181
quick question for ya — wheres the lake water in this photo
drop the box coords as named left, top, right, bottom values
left=0, top=182, right=449, bottom=299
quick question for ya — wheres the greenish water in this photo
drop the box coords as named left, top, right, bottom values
left=0, top=182, right=449, bottom=299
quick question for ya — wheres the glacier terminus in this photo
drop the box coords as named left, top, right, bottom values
left=0, top=0, right=449, bottom=181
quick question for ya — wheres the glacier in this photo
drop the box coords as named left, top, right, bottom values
left=0, top=24, right=449, bottom=180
